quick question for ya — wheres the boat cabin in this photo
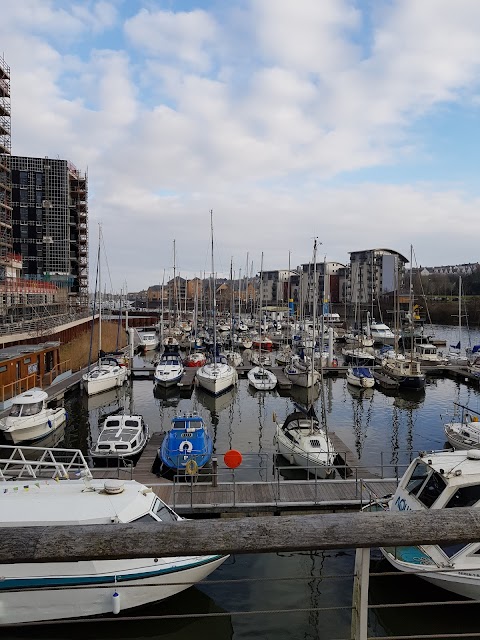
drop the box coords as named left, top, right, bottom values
left=0, top=342, right=68, bottom=409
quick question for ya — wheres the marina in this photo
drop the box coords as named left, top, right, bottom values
left=3, top=323, right=480, bottom=638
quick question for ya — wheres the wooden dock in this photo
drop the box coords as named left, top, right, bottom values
left=90, top=428, right=391, bottom=516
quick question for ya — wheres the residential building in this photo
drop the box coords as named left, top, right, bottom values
left=260, top=270, right=294, bottom=308
left=348, top=248, right=408, bottom=306
left=0, top=54, right=12, bottom=271
left=10, top=156, right=88, bottom=306
left=297, top=261, right=347, bottom=316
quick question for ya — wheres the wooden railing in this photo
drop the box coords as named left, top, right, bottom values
left=0, top=373, right=37, bottom=403
left=41, top=359, right=71, bottom=387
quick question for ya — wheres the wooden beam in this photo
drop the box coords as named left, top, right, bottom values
left=2, top=507, right=480, bottom=564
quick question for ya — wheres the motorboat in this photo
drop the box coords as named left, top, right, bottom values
left=0, top=388, right=66, bottom=444
left=365, top=448, right=480, bottom=600
left=133, top=327, right=159, bottom=351
left=154, top=351, right=184, bottom=387
left=346, top=367, right=375, bottom=389
left=368, top=320, right=395, bottom=346
left=222, top=350, right=243, bottom=368
left=196, top=356, right=238, bottom=396
left=444, top=404, right=480, bottom=450
left=273, top=404, right=336, bottom=478
left=158, top=413, right=213, bottom=472
left=252, top=336, right=273, bottom=352
left=90, top=414, right=149, bottom=466
left=414, top=342, right=448, bottom=365
left=82, top=355, right=128, bottom=396
left=247, top=366, right=277, bottom=391
left=0, top=444, right=227, bottom=624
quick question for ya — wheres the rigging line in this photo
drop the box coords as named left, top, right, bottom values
left=99, top=226, right=114, bottom=295
left=87, top=240, right=100, bottom=370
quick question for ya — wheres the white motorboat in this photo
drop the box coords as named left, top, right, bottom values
left=90, top=414, right=149, bottom=465
left=414, top=342, right=448, bottom=365
left=0, top=388, right=66, bottom=444
left=346, top=367, right=375, bottom=389
left=154, top=352, right=184, bottom=387
left=0, top=444, right=227, bottom=625
left=365, top=448, right=480, bottom=600
left=196, top=357, right=238, bottom=396
left=381, top=355, right=426, bottom=390
left=273, top=405, right=336, bottom=478
left=368, top=320, right=395, bottom=345
left=247, top=366, right=277, bottom=391
left=444, top=404, right=480, bottom=450
left=134, top=327, right=159, bottom=351
left=83, top=355, right=129, bottom=396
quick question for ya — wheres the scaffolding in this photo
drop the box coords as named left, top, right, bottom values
left=0, top=54, right=11, bottom=267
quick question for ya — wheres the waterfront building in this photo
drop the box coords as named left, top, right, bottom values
left=297, top=261, right=348, bottom=317
left=0, top=55, right=12, bottom=271
left=348, top=248, right=408, bottom=307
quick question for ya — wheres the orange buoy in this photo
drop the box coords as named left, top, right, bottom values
left=224, top=449, right=243, bottom=469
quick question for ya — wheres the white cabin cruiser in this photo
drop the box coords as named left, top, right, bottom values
left=90, top=414, right=149, bottom=465
left=273, top=405, right=336, bottom=478
left=0, top=388, right=66, bottom=445
left=0, top=444, right=227, bottom=625
left=134, top=328, right=159, bottom=351
left=82, top=356, right=128, bottom=396
left=154, top=352, right=184, bottom=387
left=368, top=320, right=395, bottom=346
left=366, top=448, right=480, bottom=600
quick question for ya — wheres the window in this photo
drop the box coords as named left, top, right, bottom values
left=153, top=498, right=178, bottom=523
left=445, top=485, right=480, bottom=508
left=21, top=401, right=43, bottom=417
left=417, top=473, right=447, bottom=508
left=405, top=462, right=429, bottom=495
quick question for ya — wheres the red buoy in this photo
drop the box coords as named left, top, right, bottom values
left=224, top=449, right=243, bottom=469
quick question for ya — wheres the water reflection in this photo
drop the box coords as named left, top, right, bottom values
left=153, top=384, right=182, bottom=408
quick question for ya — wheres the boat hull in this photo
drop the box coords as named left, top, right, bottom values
left=83, top=369, right=128, bottom=396
left=196, top=364, right=238, bottom=396
left=0, top=555, right=227, bottom=624
left=0, top=409, right=66, bottom=445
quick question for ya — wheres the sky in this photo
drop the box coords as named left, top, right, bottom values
left=3, top=0, right=480, bottom=291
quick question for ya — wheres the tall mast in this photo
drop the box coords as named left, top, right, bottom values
left=98, top=225, right=102, bottom=360
left=210, top=211, right=217, bottom=369
left=259, top=252, right=264, bottom=364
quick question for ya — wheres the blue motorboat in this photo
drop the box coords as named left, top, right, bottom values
left=159, top=414, right=213, bottom=472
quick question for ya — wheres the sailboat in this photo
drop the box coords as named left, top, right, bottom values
left=196, top=211, right=238, bottom=396
left=248, top=253, right=277, bottom=391
left=274, top=239, right=336, bottom=478
left=83, top=228, right=128, bottom=396
left=448, top=276, right=469, bottom=365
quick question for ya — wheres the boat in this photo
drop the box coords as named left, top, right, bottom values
left=248, top=366, right=277, bottom=391
left=284, top=354, right=320, bottom=388
left=158, top=413, right=213, bottom=472
left=372, top=369, right=400, bottom=390
left=342, top=346, right=376, bottom=366
left=381, top=355, right=426, bottom=390
left=90, top=414, right=149, bottom=466
left=0, top=388, right=66, bottom=444
left=365, top=447, right=480, bottom=600
left=444, top=404, right=480, bottom=450
left=368, top=319, right=395, bottom=346
left=273, top=404, right=336, bottom=479
left=154, top=350, right=184, bottom=387
left=414, top=342, right=448, bottom=365
left=0, top=444, right=227, bottom=624
left=184, top=352, right=207, bottom=368
left=83, top=354, right=129, bottom=396
left=83, top=228, right=129, bottom=396
left=133, top=327, right=159, bottom=351
left=346, top=367, right=375, bottom=389
left=196, top=211, right=238, bottom=397
left=252, top=336, right=273, bottom=352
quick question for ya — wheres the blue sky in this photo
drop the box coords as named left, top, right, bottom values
left=3, top=0, right=480, bottom=290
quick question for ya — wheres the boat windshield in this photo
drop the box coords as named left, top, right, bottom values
left=404, top=461, right=447, bottom=508
left=153, top=498, right=178, bottom=523
left=9, top=401, right=43, bottom=417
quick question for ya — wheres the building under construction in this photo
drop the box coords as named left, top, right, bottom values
left=0, top=56, right=89, bottom=338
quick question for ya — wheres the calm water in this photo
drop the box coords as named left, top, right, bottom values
left=6, top=324, right=480, bottom=640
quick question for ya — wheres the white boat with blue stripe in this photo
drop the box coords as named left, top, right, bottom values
left=0, top=444, right=227, bottom=625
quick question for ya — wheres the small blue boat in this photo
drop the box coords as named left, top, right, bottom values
left=159, top=414, right=213, bottom=472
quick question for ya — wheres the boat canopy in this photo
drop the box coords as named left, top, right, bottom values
left=352, top=367, right=373, bottom=378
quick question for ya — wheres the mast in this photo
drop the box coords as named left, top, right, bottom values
left=259, top=252, right=264, bottom=366
left=210, top=210, right=218, bottom=370
left=98, top=225, right=102, bottom=361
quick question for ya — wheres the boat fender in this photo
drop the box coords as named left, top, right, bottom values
left=47, top=419, right=52, bottom=429
left=179, top=440, right=193, bottom=453
left=473, top=417, right=479, bottom=422
left=112, top=590, right=121, bottom=614
left=332, top=358, right=338, bottom=367
left=185, top=459, right=198, bottom=475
